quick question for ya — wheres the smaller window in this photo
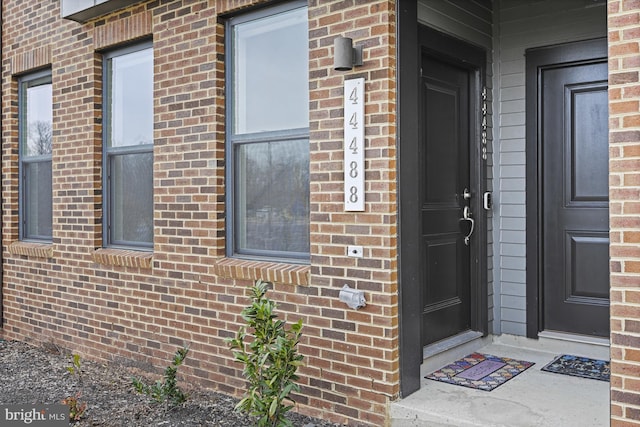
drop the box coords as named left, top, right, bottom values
left=19, top=70, right=53, bottom=241
left=103, top=42, right=154, bottom=249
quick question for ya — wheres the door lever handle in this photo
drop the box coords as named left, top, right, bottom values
left=461, top=205, right=474, bottom=246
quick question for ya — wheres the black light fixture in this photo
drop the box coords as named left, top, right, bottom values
left=333, top=36, right=363, bottom=71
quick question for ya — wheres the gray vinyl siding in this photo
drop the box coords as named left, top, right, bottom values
left=493, top=0, right=606, bottom=336
left=418, top=0, right=495, bottom=331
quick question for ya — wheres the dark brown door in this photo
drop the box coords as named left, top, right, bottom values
left=420, top=53, right=473, bottom=346
left=540, top=56, right=609, bottom=337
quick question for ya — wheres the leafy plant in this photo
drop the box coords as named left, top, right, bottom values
left=63, top=354, right=87, bottom=422
left=132, top=346, right=190, bottom=408
left=62, top=393, right=87, bottom=421
left=67, top=353, right=83, bottom=382
left=226, top=279, right=304, bottom=427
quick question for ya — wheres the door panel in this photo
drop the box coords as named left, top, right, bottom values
left=421, top=54, right=472, bottom=346
left=571, top=89, right=609, bottom=202
left=568, top=232, right=610, bottom=301
left=541, top=61, right=609, bottom=337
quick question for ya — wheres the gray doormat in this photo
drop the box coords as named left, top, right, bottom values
left=541, top=354, right=610, bottom=381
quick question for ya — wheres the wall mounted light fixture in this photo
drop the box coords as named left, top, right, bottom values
left=333, top=36, right=363, bottom=71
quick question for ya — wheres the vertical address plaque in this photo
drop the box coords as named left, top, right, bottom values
left=344, top=78, right=365, bottom=211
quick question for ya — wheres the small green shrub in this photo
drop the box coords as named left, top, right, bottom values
left=67, top=354, right=82, bottom=381
left=63, top=354, right=87, bottom=422
left=226, top=279, right=304, bottom=427
left=132, top=346, right=189, bottom=408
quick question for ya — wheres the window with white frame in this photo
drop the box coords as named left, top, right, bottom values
left=103, top=42, right=153, bottom=249
left=227, top=1, right=310, bottom=262
left=19, top=70, right=53, bottom=241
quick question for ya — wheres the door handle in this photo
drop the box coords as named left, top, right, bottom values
left=461, top=205, right=474, bottom=246
left=463, top=188, right=472, bottom=200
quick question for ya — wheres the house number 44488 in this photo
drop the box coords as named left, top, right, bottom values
left=344, top=78, right=365, bottom=211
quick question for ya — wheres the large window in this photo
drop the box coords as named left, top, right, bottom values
left=227, top=2, right=310, bottom=261
left=19, top=70, right=53, bottom=241
left=103, top=43, right=153, bottom=249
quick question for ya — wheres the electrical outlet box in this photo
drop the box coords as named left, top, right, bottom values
left=347, top=245, right=363, bottom=258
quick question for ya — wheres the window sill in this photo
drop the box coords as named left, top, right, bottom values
left=8, top=241, right=53, bottom=259
left=213, top=258, right=310, bottom=286
left=92, top=248, right=153, bottom=269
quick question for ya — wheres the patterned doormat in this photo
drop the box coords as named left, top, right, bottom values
left=425, top=353, right=534, bottom=391
left=541, top=354, right=610, bottom=381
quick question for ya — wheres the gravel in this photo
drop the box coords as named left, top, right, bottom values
left=0, top=339, right=345, bottom=427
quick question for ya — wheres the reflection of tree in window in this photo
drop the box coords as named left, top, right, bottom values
left=240, top=140, right=309, bottom=253
left=20, top=73, right=53, bottom=241
left=230, top=4, right=310, bottom=260
left=27, top=120, right=52, bottom=155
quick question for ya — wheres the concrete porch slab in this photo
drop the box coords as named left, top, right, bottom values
left=390, top=334, right=610, bottom=427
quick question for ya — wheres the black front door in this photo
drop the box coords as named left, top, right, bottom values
left=419, top=28, right=485, bottom=347
left=527, top=39, right=610, bottom=338
left=420, top=54, right=471, bottom=345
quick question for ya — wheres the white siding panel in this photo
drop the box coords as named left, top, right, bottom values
left=500, top=234, right=526, bottom=247
left=500, top=190, right=525, bottom=205
left=499, top=165, right=526, bottom=178
left=501, top=269, right=526, bottom=283
left=499, top=139, right=525, bottom=152
left=501, top=255, right=526, bottom=270
left=500, top=217, right=525, bottom=231
left=500, top=230, right=526, bottom=244
left=501, top=282, right=526, bottom=296
left=501, top=111, right=525, bottom=126
left=499, top=178, right=525, bottom=191
left=499, top=152, right=525, bottom=165
left=500, top=59, right=525, bottom=75
left=499, top=204, right=525, bottom=218
left=500, top=99, right=525, bottom=114
left=493, top=0, right=606, bottom=336
left=500, top=47, right=527, bottom=62
left=500, top=125, right=526, bottom=139
left=500, top=86, right=525, bottom=101
left=501, top=73, right=525, bottom=88
left=502, top=307, right=526, bottom=323
left=501, top=294, right=526, bottom=310
left=500, top=243, right=526, bottom=257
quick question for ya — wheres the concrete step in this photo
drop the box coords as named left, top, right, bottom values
left=390, top=334, right=610, bottom=427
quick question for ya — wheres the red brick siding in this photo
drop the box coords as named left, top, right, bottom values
left=307, top=2, right=397, bottom=423
left=609, top=0, right=640, bottom=424
left=0, top=1, right=398, bottom=425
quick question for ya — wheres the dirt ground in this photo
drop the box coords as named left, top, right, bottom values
left=0, top=339, right=346, bottom=426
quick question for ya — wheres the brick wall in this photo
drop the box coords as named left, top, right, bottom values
left=608, top=0, right=640, bottom=425
left=0, top=0, right=398, bottom=425
left=308, top=1, right=397, bottom=423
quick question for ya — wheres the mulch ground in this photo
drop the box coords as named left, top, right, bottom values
left=0, top=339, right=346, bottom=426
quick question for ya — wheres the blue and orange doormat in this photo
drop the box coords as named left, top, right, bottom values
left=425, top=353, right=534, bottom=391
left=541, top=354, right=610, bottom=381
